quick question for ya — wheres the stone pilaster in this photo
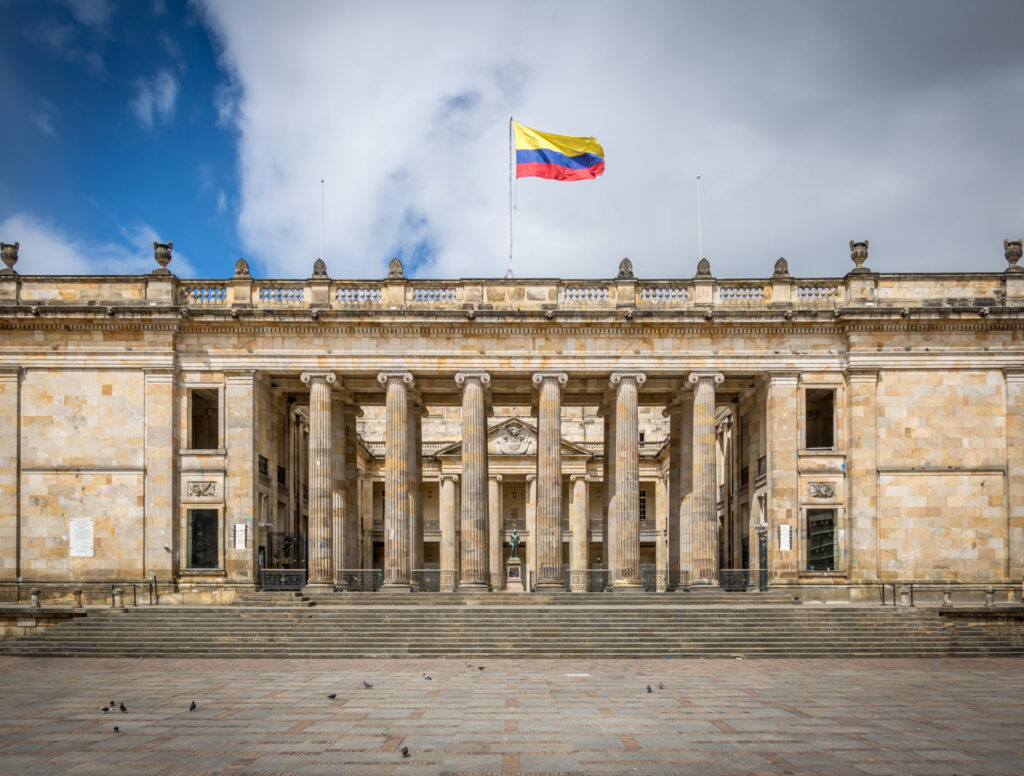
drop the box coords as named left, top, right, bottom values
left=846, top=369, right=879, bottom=582
left=688, top=372, right=724, bottom=585
left=330, top=392, right=346, bottom=586
left=224, top=371, right=258, bottom=584
left=301, top=371, right=336, bottom=587
left=488, top=474, right=504, bottom=590
left=439, top=473, right=460, bottom=591
left=525, top=473, right=537, bottom=586
left=766, top=372, right=800, bottom=581
left=570, top=474, right=590, bottom=592
left=456, top=371, right=491, bottom=590
left=0, top=367, right=21, bottom=580
left=377, top=371, right=413, bottom=588
left=601, top=400, right=617, bottom=583
left=533, top=372, right=568, bottom=589
left=408, top=404, right=425, bottom=582
left=143, top=369, right=175, bottom=580
left=1006, top=370, right=1024, bottom=581
left=343, top=403, right=361, bottom=573
left=611, top=372, right=645, bottom=588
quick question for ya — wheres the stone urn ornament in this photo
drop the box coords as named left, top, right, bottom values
left=233, top=257, right=250, bottom=277
left=1004, top=239, right=1022, bottom=273
left=387, top=257, right=405, bottom=280
left=0, top=241, right=18, bottom=275
left=153, top=241, right=173, bottom=275
left=617, top=257, right=634, bottom=279
left=849, top=240, right=869, bottom=273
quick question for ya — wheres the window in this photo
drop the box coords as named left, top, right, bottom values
left=187, top=509, right=219, bottom=569
left=807, top=509, right=837, bottom=571
left=638, top=432, right=646, bottom=442
left=258, top=455, right=269, bottom=477
left=805, top=389, right=835, bottom=449
left=277, top=466, right=287, bottom=488
left=190, top=388, right=219, bottom=449
left=639, top=490, right=647, bottom=521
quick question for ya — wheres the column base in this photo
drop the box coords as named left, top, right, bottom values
left=379, top=582, right=412, bottom=593
left=459, top=581, right=489, bottom=592
left=535, top=581, right=567, bottom=591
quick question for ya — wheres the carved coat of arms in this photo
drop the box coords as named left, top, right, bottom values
left=496, top=425, right=529, bottom=454
left=807, top=482, right=835, bottom=499
left=188, top=481, right=216, bottom=498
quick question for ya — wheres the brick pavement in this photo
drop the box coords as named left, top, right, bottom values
left=0, top=657, right=1021, bottom=775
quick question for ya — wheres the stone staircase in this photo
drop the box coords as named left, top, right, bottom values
left=2, top=599, right=1022, bottom=658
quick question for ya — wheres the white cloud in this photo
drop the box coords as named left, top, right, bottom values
left=0, top=212, right=196, bottom=277
left=57, top=0, right=115, bottom=32
left=28, top=19, right=105, bottom=75
left=129, top=69, right=179, bottom=130
left=31, top=99, right=59, bottom=138
left=197, top=1, right=1024, bottom=280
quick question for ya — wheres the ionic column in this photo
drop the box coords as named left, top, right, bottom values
left=610, top=372, right=645, bottom=588
left=377, top=371, right=414, bottom=588
left=456, top=371, right=491, bottom=591
left=663, top=400, right=683, bottom=590
left=439, top=474, right=460, bottom=592
left=569, top=475, right=590, bottom=592
left=655, top=474, right=668, bottom=592
left=677, top=389, right=694, bottom=589
left=533, top=372, right=568, bottom=589
left=408, top=404, right=425, bottom=583
left=343, top=404, right=361, bottom=573
left=525, top=473, right=537, bottom=586
left=301, top=371, right=336, bottom=587
left=601, top=399, right=617, bottom=582
left=330, top=391, right=346, bottom=587
left=688, top=372, right=724, bottom=585
left=488, top=474, right=504, bottom=590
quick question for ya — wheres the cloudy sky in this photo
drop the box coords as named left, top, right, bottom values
left=1, top=0, right=1023, bottom=280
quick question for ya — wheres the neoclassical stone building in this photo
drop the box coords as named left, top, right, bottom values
left=1, top=238, right=1022, bottom=601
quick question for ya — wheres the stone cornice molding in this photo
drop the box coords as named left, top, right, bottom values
left=1003, top=368, right=1024, bottom=383
left=843, top=368, right=879, bottom=384
left=766, top=371, right=800, bottom=387
left=300, top=371, right=337, bottom=387
left=0, top=365, right=24, bottom=380
left=223, top=369, right=257, bottom=384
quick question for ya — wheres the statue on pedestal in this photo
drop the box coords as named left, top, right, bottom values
left=509, top=529, right=520, bottom=559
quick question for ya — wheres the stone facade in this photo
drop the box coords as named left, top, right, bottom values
left=1, top=242, right=1023, bottom=601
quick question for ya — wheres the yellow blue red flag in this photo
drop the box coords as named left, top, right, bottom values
left=513, top=121, right=605, bottom=181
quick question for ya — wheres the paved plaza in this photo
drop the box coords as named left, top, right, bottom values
left=0, top=657, right=1021, bottom=775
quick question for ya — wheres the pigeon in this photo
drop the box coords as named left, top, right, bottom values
left=423, top=673, right=432, bottom=680
left=646, top=685, right=652, bottom=693
left=189, top=700, right=197, bottom=711
left=465, top=662, right=472, bottom=667
left=327, top=693, right=336, bottom=700
left=401, top=746, right=410, bottom=758
left=120, top=702, right=128, bottom=713
left=110, top=701, right=115, bottom=707
left=478, top=666, right=485, bottom=671
left=658, top=682, right=663, bottom=690
left=100, top=707, right=110, bottom=713
left=113, top=726, right=120, bottom=733
left=362, top=681, right=373, bottom=689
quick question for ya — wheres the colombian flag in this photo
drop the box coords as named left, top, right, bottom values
left=514, top=121, right=605, bottom=181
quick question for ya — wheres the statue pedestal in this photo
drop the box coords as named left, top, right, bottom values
left=505, top=557, right=525, bottom=593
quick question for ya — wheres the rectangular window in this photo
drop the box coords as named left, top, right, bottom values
left=187, top=509, right=219, bottom=569
left=277, top=466, right=287, bottom=488
left=190, top=388, right=219, bottom=449
left=258, top=455, right=269, bottom=478
left=807, top=509, right=837, bottom=571
left=639, top=490, right=647, bottom=521
left=805, top=389, right=835, bottom=449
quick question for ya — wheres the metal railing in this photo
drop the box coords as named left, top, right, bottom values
left=335, top=569, right=383, bottom=591
left=259, top=569, right=306, bottom=590
left=719, top=569, right=769, bottom=592
left=0, top=581, right=154, bottom=606
left=410, top=568, right=447, bottom=592
left=879, top=582, right=914, bottom=607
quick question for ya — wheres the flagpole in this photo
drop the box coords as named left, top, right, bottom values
left=696, top=175, right=703, bottom=261
left=320, top=178, right=325, bottom=262
left=506, top=114, right=515, bottom=278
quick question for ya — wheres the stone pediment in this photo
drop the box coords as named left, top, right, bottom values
left=435, top=418, right=592, bottom=458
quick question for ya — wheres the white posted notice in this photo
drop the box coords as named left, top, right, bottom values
left=69, top=518, right=94, bottom=557
left=234, top=523, right=247, bottom=550
left=779, top=524, right=792, bottom=551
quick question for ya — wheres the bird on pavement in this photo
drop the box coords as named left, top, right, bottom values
left=100, top=707, right=110, bottom=713
left=401, top=746, right=410, bottom=758
left=189, top=700, right=197, bottom=711
left=646, top=685, right=652, bottom=693
left=327, top=693, right=336, bottom=700
left=658, top=682, right=663, bottom=690
left=362, top=681, right=373, bottom=689
left=113, top=726, right=119, bottom=733
left=423, top=673, right=432, bottom=680
left=120, top=702, right=128, bottom=712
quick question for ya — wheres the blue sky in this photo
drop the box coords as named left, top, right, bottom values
left=1, top=0, right=235, bottom=276
left=2, top=1, right=1023, bottom=280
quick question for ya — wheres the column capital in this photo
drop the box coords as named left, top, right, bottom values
left=489, top=473, right=503, bottom=482
left=532, top=371, right=568, bottom=389
left=609, top=372, right=646, bottom=388
left=686, top=371, right=724, bottom=387
left=454, top=370, right=491, bottom=387
left=377, top=371, right=414, bottom=387
left=570, top=474, right=590, bottom=482
left=844, top=368, right=879, bottom=384
left=525, top=473, right=537, bottom=483
left=300, top=371, right=337, bottom=386
left=439, top=473, right=459, bottom=483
